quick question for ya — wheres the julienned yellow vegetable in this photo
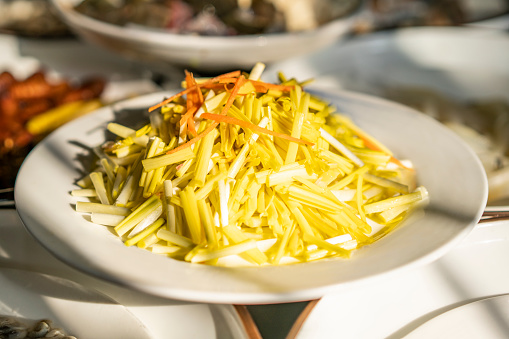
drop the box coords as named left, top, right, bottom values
left=72, top=63, right=429, bottom=266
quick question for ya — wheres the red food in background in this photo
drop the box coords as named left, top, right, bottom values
left=0, top=70, right=105, bottom=188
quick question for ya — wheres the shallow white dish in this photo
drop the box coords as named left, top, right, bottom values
left=0, top=210, right=248, bottom=339
left=0, top=267, right=150, bottom=339
left=405, top=294, right=509, bottom=339
left=264, top=26, right=509, bottom=102
left=297, top=219, right=509, bottom=338
left=15, top=89, right=487, bottom=304
left=50, top=0, right=361, bottom=72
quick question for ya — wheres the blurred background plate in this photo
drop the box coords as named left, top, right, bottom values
left=0, top=267, right=151, bottom=339
left=264, top=26, right=509, bottom=205
left=49, top=0, right=363, bottom=73
left=0, top=209, right=249, bottom=339
left=296, top=219, right=509, bottom=338
left=405, top=294, right=509, bottom=339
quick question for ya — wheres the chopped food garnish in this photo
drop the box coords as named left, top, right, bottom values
left=72, top=63, right=429, bottom=266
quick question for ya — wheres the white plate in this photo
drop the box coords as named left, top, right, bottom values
left=0, top=267, right=150, bottom=338
left=15, top=89, right=487, bottom=304
left=50, top=0, right=361, bottom=72
left=297, top=219, right=509, bottom=338
left=0, top=210, right=248, bottom=339
left=264, top=27, right=509, bottom=102
left=406, top=294, right=509, bottom=339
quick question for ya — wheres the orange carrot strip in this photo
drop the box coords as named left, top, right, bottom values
left=199, top=83, right=230, bottom=91
left=179, top=104, right=199, bottom=126
left=357, top=133, right=413, bottom=170
left=220, top=75, right=247, bottom=116
left=167, top=122, right=219, bottom=155
left=249, top=80, right=295, bottom=92
left=389, top=156, right=413, bottom=170
left=149, top=70, right=242, bottom=112
left=201, top=113, right=313, bottom=146
left=149, top=88, right=194, bottom=112
left=165, top=74, right=246, bottom=155
left=185, top=70, right=203, bottom=107
left=185, top=70, right=195, bottom=109
left=195, top=82, right=204, bottom=105
left=187, top=116, right=197, bottom=137
left=205, top=70, right=241, bottom=82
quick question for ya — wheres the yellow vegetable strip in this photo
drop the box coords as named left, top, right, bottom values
left=137, top=233, right=159, bottom=249
left=114, top=195, right=159, bottom=236
left=287, top=202, right=314, bottom=237
left=285, top=92, right=309, bottom=164
left=303, top=234, right=350, bottom=258
left=319, top=128, right=364, bottom=167
left=146, top=165, right=165, bottom=197
left=254, top=161, right=302, bottom=185
left=173, top=170, right=194, bottom=188
left=248, top=62, right=266, bottom=81
left=89, top=172, right=112, bottom=205
left=107, top=122, right=149, bottom=146
left=150, top=244, right=182, bottom=254
left=195, top=171, right=227, bottom=200
left=267, top=167, right=316, bottom=187
left=364, top=191, right=423, bottom=215
left=318, top=149, right=354, bottom=173
left=91, top=213, right=125, bottom=226
left=115, top=161, right=142, bottom=206
left=260, top=135, right=284, bottom=167
left=266, top=202, right=283, bottom=235
left=356, top=174, right=366, bottom=222
left=306, top=234, right=353, bottom=252
left=257, top=188, right=265, bottom=214
left=197, top=199, right=219, bottom=247
left=273, top=222, right=295, bottom=264
left=157, top=228, right=194, bottom=248
left=179, top=187, right=204, bottom=243
left=71, top=189, right=97, bottom=197
left=193, top=124, right=217, bottom=186
left=329, top=165, right=369, bottom=190
left=128, top=199, right=163, bottom=237
left=164, top=180, right=177, bottom=232
left=112, top=166, right=127, bottom=200
left=288, top=185, right=340, bottom=212
left=203, top=91, right=228, bottom=113
left=362, top=173, right=409, bottom=194
left=125, top=218, right=165, bottom=247
left=100, top=158, right=116, bottom=185
left=76, top=201, right=130, bottom=215
left=222, top=226, right=268, bottom=264
left=142, top=147, right=195, bottom=171
left=300, top=206, right=339, bottom=237
left=293, top=176, right=326, bottom=194
left=228, top=117, right=269, bottom=179
left=218, top=178, right=229, bottom=227
left=187, top=239, right=257, bottom=263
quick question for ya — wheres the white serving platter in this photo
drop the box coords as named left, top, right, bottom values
left=15, top=88, right=487, bottom=304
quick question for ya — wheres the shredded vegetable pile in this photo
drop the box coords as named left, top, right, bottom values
left=72, top=63, right=428, bottom=266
